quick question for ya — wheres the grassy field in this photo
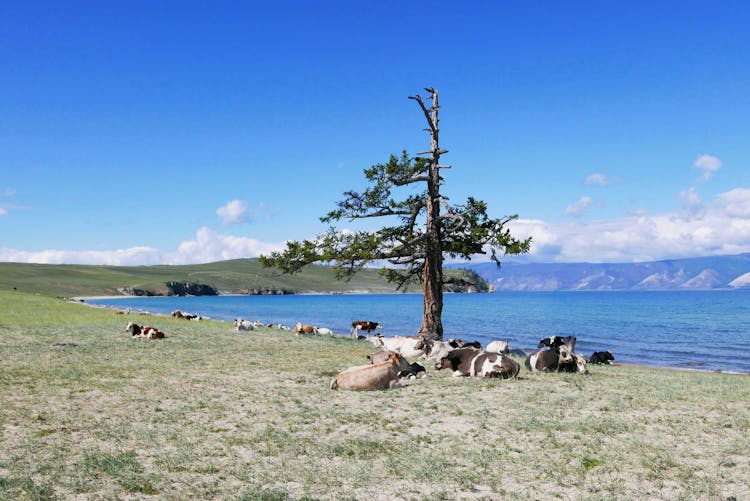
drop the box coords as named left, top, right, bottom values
left=0, top=260, right=486, bottom=298
left=1, top=290, right=748, bottom=500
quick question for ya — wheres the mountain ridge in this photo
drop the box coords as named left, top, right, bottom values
left=449, top=253, right=750, bottom=291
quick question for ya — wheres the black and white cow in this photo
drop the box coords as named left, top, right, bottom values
left=525, top=343, right=573, bottom=372
left=435, top=347, right=519, bottom=379
left=557, top=353, right=589, bottom=374
left=538, top=335, right=577, bottom=353
left=589, top=350, right=615, bottom=365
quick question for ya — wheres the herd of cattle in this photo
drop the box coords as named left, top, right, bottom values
left=332, top=332, right=614, bottom=390
left=232, top=318, right=379, bottom=337
left=123, top=312, right=615, bottom=391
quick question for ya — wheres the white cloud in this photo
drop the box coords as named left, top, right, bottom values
left=507, top=186, right=750, bottom=263
left=677, top=187, right=705, bottom=218
left=0, top=246, right=164, bottom=266
left=166, top=227, right=283, bottom=264
left=717, top=188, right=750, bottom=218
left=0, top=208, right=7, bottom=217
left=4, top=185, right=750, bottom=266
left=694, top=154, right=722, bottom=182
left=0, top=227, right=285, bottom=266
left=216, top=199, right=249, bottom=225
left=564, top=196, right=592, bottom=217
left=585, top=173, right=616, bottom=186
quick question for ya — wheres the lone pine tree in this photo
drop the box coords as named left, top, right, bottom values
left=260, top=87, right=530, bottom=342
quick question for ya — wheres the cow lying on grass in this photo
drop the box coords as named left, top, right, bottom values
left=234, top=318, right=255, bottom=331
left=367, top=335, right=425, bottom=358
left=526, top=336, right=588, bottom=374
left=558, top=352, right=589, bottom=373
left=330, top=353, right=411, bottom=390
left=172, top=310, right=201, bottom=320
left=367, top=351, right=427, bottom=379
left=435, top=346, right=520, bottom=379
left=294, top=322, right=316, bottom=335
left=125, top=322, right=164, bottom=339
left=589, top=350, right=615, bottom=365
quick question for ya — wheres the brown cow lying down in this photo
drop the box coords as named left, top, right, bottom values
left=330, top=353, right=411, bottom=390
left=125, top=322, right=165, bottom=339
left=293, top=322, right=315, bottom=335
left=171, top=309, right=199, bottom=320
left=435, top=347, right=520, bottom=379
left=367, top=351, right=427, bottom=379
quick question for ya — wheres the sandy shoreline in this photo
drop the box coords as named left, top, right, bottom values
left=70, top=295, right=128, bottom=301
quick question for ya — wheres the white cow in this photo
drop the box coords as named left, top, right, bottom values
left=368, top=335, right=425, bottom=359
left=234, top=318, right=254, bottom=331
left=485, top=340, right=510, bottom=354
left=421, top=340, right=455, bottom=361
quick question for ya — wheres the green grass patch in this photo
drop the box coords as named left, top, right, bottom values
left=0, top=258, right=483, bottom=297
left=0, top=290, right=748, bottom=499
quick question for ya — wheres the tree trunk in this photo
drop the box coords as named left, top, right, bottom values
left=417, top=88, right=444, bottom=342
left=419, top=237, right=444, bottom=341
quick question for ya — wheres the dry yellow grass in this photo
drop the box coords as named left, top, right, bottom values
left=0, top=290, right=748, bottom=500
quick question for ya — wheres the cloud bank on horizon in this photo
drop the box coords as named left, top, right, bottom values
left=2, top=154, right=749, bottom=266
left=0, top=227, right=284, bottom=267
left=512, top=186, right=750, bottom=263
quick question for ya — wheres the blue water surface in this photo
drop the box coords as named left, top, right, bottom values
left=87, top=291, right=750, bottom=374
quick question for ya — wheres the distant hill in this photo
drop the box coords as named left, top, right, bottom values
left=448, top=253, right=750, bottom=291
left=0, top=259, right=489, bottom=297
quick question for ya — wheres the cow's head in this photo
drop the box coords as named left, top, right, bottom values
left=557, top=345, right=574, bottom=363
left=435, top=352, right=458, bottom=371
left=415, top=338, right=440, bottom=356
left=596, top=350, right=615, bottom=363
left=572, top=353, right=589, bottom=374
left=486, top=340, right=509, bottom=354
left=425, top=341, right=454, bottom=362
left=387, top=353, right=412, bottom=372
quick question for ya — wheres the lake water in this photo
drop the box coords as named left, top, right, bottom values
left=87, top=291, right=750, bottom=374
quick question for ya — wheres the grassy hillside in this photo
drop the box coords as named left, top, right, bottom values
left=0, top=259, right=487, bottom=297
left=1, top=290, right=748, bottom=500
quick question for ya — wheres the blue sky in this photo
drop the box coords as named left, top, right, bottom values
left=2, top=1, right=749, bottom=265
